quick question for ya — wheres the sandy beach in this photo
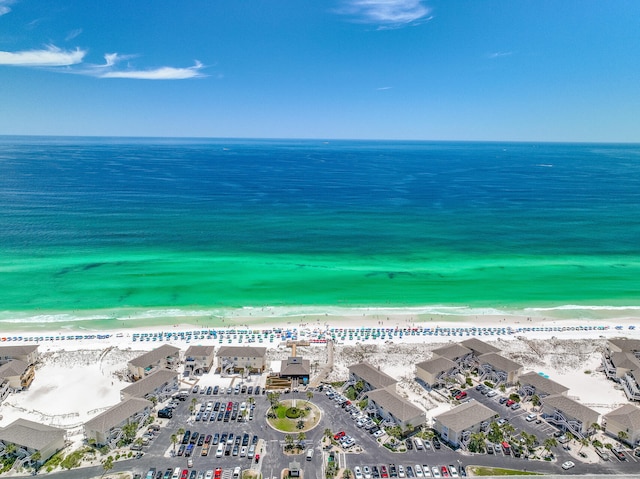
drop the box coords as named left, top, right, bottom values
left=0, top=310, right=639, bottom=475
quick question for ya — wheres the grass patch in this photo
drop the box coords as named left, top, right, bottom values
left=467, top=466, right=542, bottom=476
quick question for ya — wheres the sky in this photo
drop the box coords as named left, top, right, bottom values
left=0, top=0, right=639, bottom=142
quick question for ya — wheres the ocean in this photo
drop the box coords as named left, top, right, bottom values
left=1, top=136, right=639, bottom=330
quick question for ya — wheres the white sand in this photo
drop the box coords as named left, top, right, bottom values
left=1, top=313, right=639, bottom=466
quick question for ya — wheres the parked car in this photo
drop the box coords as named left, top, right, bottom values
left=561, top=461, right=575, bottom=470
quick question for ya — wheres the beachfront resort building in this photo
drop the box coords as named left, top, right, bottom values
left=279, top=356, right=311, bottom=385
left=120, top=369, right=179, bottom=402
left=0, top=418, right=65, bottom=466
left=348, top=361, right=397, bottom=393
left=603, top=404, right=640, bottom=447
left=433, top=401, right=498, bottom=448
left=431, top=344, right=473, bottom=367
left=602, top=338, right=640, bottom=402
left=460, top=338, right=501, bottom=357
left=477, top=353, right=523, bottom=386
left=0, top=344, right=39, bottom=394
left=84, top=397, right=153, bottom=448
left=364, top=388, right=426, bottom=429
left=517, top=371, right=570, bottom=400
left=541, top=394, right=600, bottom=438
left=184, top=345, right=216, bottom=375
left=0, top=360, right=35, bottom=391
left=217, top=346, right=268, bottom=374
left=127, top=344, right=180, bottom=381
left=0, top=345, right=39, bottom=365
left=415, top=357, right=458, bottom=389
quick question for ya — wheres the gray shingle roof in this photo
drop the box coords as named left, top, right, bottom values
left=0, top=359, right=29, bottom=378
left=365, top=388, right=424, bottom=422
left=608, top=338, right=640, bottom=353
left=216, top=346, right=267, bottom=358
left=0, top=418, right=64, bottom=451
left=348, top=361, right=397, bottom=390
left=460, top=338, right=500, bottom=356
left=84, top=398, right=152, bottom=433
left=478, top=353, right=523, bottom=373
left=280, top=357, right=310, bottom=377
left=185, top=345, right=215, bottom=358
left=519, top=371, right=569, bottom=396
left=435, top=401, right=497, bottom=432
left=416, top=357, right=457, bottom=375
left=128, top=344, right=180, bottom=368
left=431, top=344, right=472, bottom=361
left=121, top=369, right=178, bottom=398
left=604, top=404, right=640, bottom=432
left=0, top=345, right=39, bottom=358
left=611, top=352, right=640, bottom=371
left=542, top=395, right=599, bottom=424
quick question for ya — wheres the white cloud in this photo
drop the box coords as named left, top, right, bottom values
left=0, top=45, right=86, bottom=66
left=489, top=51, right=513, bottom=59
left=65, top=28, right=83, bottom=41
left=97, top=60, right=204, bottom=80
left=0, top=0, right=16, bottom=16
left=339, top=0, right=431, bottom=26
left=376, top=86, right=392, bottom=90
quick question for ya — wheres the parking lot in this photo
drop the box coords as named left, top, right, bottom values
left=48, top=374, right=640, bottom=479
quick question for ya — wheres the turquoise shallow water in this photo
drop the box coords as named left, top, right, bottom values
left=1, top=137, right=639, bottom=329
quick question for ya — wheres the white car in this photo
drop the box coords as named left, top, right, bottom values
left=414, top=465, right=424, bottom=477
left=561, top=461, right=575, bottom=470
left=354, top=466, right=364, bottom=479
left=448, top=465, right=459, bottom=478
left=431, top=466, right=441, bottom=478
left=363, top=466, right=372, bottom=479
left=373, top=430, right=385, bottom=438
left=205, top=471, right=213, bottom=479
left=398, top=465, right=406, bottom=478
left=422, top=465, right=431, bottom=477
left=525, top=413, right=537, bottom=422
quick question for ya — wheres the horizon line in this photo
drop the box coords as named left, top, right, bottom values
left=1, top=134, right=638, bottom=146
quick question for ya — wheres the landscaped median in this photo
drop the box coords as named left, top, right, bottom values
left=266, top=398, right=321, bottom=433
left=466, top=466, right=543, bottom=476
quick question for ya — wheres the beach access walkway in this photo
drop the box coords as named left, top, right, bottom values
left=308, top=339, right=334, bottom=389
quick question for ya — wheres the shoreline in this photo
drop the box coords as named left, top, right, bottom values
left=1, top=307, right=640, bottom=347
left=2, top=304, right=640, bottom=334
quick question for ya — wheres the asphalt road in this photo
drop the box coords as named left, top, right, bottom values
left=23, top=384, right=640, bottom=478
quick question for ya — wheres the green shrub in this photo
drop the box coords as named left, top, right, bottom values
left=285, top=407, right=302, bottom=419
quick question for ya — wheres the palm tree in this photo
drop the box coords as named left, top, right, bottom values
left=101, top=456, right=114, bottom=478
left=487, top=422, right=503, bottom=444
left=122, top=421, right=138, bottom=444
left=268, top=391, right=281, bottom=409
left=284, top=434, right=294, bottom=451
left=190, top=397, right=197, bottom=413
left=343, top=469, right=353, bottom=479
left=29, top=451, right=41, bottom=472
left=468, top=432, right=486, bottom=453
left=306, top=390, right=314, bottom=405
left=618, top=430, right=629, bottom=445
left=171, top=434, right=178, bottom=453
left=531, top=394, right=541, bottom=407
left=543, top=437, right=558, bottom=454
left=297, top=432, right=306, bottom=447
left=177, top=427, right=185, bottom=437
left=578, top=437, right=589, bottom=452
left=324, top=428, right=333, bottom=439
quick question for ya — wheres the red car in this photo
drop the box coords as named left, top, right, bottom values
left=506, top=399, right=515, bottom=407
left=255, top=454, right=260, bottom=463
left=380, top=465, right=389, bottom=478
left=455, top=391, right=467, bottom=400
left=441, top=466, right=450, bottom=477
left=181, top=470, right=189, bottom=479
left=334, top=431, right=346, bottom=440
left=214, top=468, right=222, bottom=479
